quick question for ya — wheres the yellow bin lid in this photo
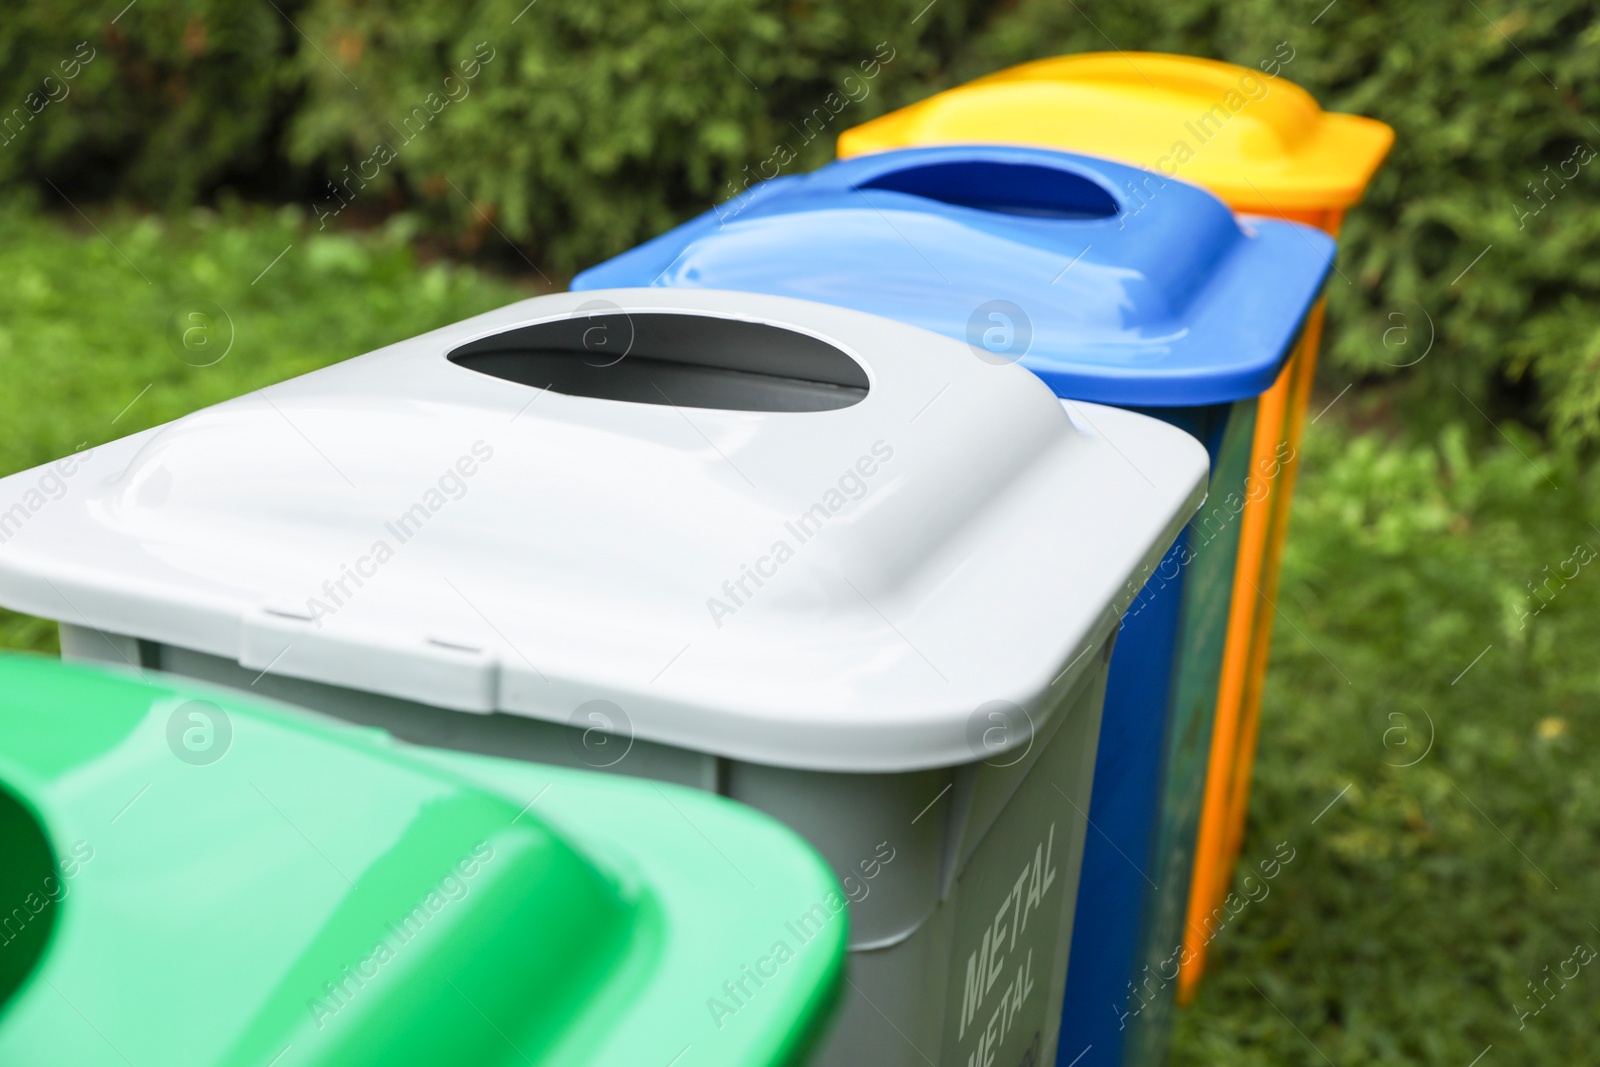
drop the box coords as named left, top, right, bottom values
left=837, top=52, right=1394, bottom=215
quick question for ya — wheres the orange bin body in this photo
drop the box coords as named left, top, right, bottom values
left=839, top=52, right=1391, bottom=998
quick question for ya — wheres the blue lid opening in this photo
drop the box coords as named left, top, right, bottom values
left=857, top=160, right=1120, bottom=220
left=573, top=146, right=1338, bottom=406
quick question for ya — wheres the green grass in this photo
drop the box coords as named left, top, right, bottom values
left=2, top=208, right=1596, bottom=1065
left=1172, top=417, right=1600, bottom=1065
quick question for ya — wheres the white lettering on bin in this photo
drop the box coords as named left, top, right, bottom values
left=958, top=822, right=1058, bottom=1062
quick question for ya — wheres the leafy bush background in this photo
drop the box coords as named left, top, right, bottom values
left=3, top=0, right=1597, bottom=443
left=3, top=185, right=1596, bottom=1067
left=3, top=5, right=1598, bottom=1064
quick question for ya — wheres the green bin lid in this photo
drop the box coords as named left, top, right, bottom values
left=0, top=655, right=845, bottom=1066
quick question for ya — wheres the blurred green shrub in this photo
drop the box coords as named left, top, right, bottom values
left=280, top=0, right=977, bottom=270
left=0, top=1, right=293, bottom=202
left=2, top=1, right=1598, bottom=445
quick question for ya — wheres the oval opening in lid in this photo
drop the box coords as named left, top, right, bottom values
left=449, top=310, right=869, bottom=412
left=856, top=160, right=1120, bottom=220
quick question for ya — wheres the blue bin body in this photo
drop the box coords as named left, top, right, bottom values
left=575, top=145, right=1332, bottom=1067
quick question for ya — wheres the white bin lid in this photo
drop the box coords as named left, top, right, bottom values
left=0, top=289, right=1206, bottom=772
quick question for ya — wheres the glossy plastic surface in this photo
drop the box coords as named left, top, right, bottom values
left=1057, top=397, right=1254, bottom=1067
left=832, top=52, right=1393, bottom=1015
left=837, top=52, right=1395, bottom=214
left=572, top=146, right=1326, bottom=1067
left=574, top=146, right=1334, bottom=406
left=0, top=655, right=846, bottom=1066
left=0, top=289, right=1207, bottom=772
left=1180, top=291, right=1334, bottom=1003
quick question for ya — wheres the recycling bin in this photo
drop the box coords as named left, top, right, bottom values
left=838, top=52, right=1394, bottom=1007
left=0, top=653, right=846, bottom=1066
left=0, top=288, right=1209, bottom=1067
left=571, top=146, right=1333, bottom=1067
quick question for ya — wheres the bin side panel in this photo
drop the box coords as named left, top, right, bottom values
left=1057, top=531, right=1187, bottom=1066
left=937, top=667, right=1104, bottom=1067
left=1121, top=398, right=1257, bottom=1067
left=724, top=764, right=949, bottom=950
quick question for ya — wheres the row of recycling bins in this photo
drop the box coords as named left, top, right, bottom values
left=0, top=52, right=1390, bottom=1067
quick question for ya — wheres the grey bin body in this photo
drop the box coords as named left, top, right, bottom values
left=7, top=289, right=1208, bottom=1067
left=61, top=624, right=1110, bottom=1067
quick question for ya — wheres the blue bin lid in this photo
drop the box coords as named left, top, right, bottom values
left=573, top=145, right=1337, bottom=406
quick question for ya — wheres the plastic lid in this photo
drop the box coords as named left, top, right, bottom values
left=0, top=289, right=1207, bottom=772
left=573, top=146, right=1334, bottom=405
left=0, top=655, right=845, bottom=1066
left=837, top=52, right=1395, bottom=214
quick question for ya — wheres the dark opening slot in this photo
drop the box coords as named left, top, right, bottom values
left=858, top=161, right=1120, bottom=220
left=0, top=787, right=57, bottom=1010
left=449, top=312, right=869, bottom=412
